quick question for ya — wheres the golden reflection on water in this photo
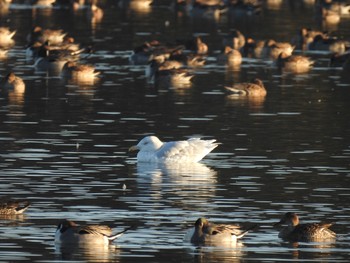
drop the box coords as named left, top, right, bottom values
left=282, top=240, right=336, bottom=260
left=55, top=243, right=120, bottom=262
left=186, top=245, right=244, bottom=263
left=225, top=94, right=266, bottom=111
left=0, top=214, right=27, bottom=225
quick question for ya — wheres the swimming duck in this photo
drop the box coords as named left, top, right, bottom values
left=0, top=72, right=25, bottom=91
left=86, top=0, right=104, bottom=23
left=322, top=6, right=341, bottom=25
left=146, top=59, right=193, bottom=86
left=276, top=52, right=314, bottom=74
left=274, top=212, right=336, bottom=242
left=0, top=0, right=11, bottom=16
left=157, top=68, right=193, bottom=87
left=129, top=41, right=183, bottom=65
left=241, top=37, right=265, bottom=58
left=34, top=41, right=84, bottom=75
left=186, top=217, right=256, bottom=245
left=307, top=34, right=349, bottom=54
left=28, top=36, right=88, bottom=62
left=31, top=0, right=56, bottom=7
left=0, top=199, right=30, bottom=215
left=225, top=78, right=266, bottom=97
left=291, top=28, right=327, bottom=51
left=55, top=219, right=132, bottom=246
left=129, top=136, right=218, bottom=163
left=222, top=29, right=245, bottom=50
left=0, top=27, right=16, bottom=48
left=61, top=61, right=100, bottom=83
left=190, top=0, right=227, bottom=20
left=216, top=46, right=242, bottom=66
left=262, top=39, right=294, bottom=60
left=169, top=50, right=206, bottom=68
left=181, top=36, right=208, bottom=55
left=27, top=26, right=67, bottom=46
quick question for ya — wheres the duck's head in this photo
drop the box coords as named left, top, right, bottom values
left=194, top=218, right=209, bottom=229
left=275, top=212, right=299, bottom=227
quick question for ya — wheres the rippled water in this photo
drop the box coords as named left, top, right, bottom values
left=0, top=0, right=350, bottom=262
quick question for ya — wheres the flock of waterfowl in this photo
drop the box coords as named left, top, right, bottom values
left=0, top=0, right=348, bottom=253
left=0, top=0, right=349, bottom=94
left=0, top=135, right=338, bottom=247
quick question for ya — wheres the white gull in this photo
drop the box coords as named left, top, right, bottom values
left=129, top=136, right=218, bottom=163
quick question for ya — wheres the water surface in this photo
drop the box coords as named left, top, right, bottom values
left=0, top=0, right=350, bottom=262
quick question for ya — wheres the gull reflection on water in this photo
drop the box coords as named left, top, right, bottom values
left=136, top=162, right=217, bottom=183
left=135, top=162, right=218, bottom=209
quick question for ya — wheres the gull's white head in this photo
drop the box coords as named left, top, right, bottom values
left=129, top=136, right=163, bottom=152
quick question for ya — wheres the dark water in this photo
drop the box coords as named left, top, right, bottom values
left=0, top=0, right=350, bottom=262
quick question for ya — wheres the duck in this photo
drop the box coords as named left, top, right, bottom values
left=55, top=219, right=133, bottom=246
left=0, top=0, right=11, bottom=16
left=181, top=36, right=208, bottom=55
left=169, top=50, right=206, bottom=68
left=27, top=26, right=67, bottom=46
left=146, top=58, right=172, bottom=80
left=0, top=27, right=16, bottom=48
left=0, top=199, right=30, bottom=215
left=61, top=61, right=100, bottom=83
left=322, top=6, right=341, bottom=25
left=262, top=39, right=295, bottom=60
left=225, top=78, right=266, bottom=97
left=86, top=0, right=104, bottom=24
left=186, top=217, right=257, bottom=245
left=190, top=0, right=227, bottom=20
left=222, top=29, right=245, bottom=51
left=146, top=59, right=193, bottom=87
left=216, top=46, right=242, bottom=66
left=129, top=135, right=218, bottom=163
left=291, top=28, right=327, bottom=51
left=241, top=37, right=265, bottom=58
left=34, top=41, right=84, bottom=75
left=156, top=68, right=193, bottom=87
left=28, top=36, right=88, bottom=62
left=276, top=52, right=314, bottom=74
left=31, top=0, right=56, bottom=7
left=307, top=34, right=349, bottom=54
left=274, top=212, right=336, bottom=242
left=129, top=41, right=184, bottom=65
left=0, top=72, right=25, bottom=91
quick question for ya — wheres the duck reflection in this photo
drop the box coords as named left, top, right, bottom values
left=135, top=162, right=217, bottom=209
left=280, top=241, right=336, bottom=260
left=55, top=243, right=120, bottom=262
left=0, top=214, right=28, bottom=225
left=0, top=72, right=26, bottom=109
left=186, top=245, right=244, bottom=263
left=225, top=93, right=266, bottom=110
